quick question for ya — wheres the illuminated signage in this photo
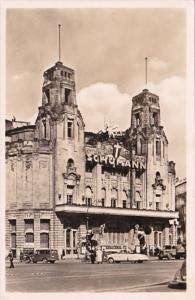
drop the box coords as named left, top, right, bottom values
left=86, top=144, right=146, bottom=170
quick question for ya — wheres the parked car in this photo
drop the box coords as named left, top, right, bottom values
left=107, top=250, right=149, bottom=263
left=32, top=249, right=59, bottom=263
left=168, top=260, right=186, bottom=289
left=158, top=245, right=176, bottom=260
left=175, top=244, right=186, bottom=260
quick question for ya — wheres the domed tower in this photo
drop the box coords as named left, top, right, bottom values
left=128, top=88, right=175, bottom=212
left=35, top=57, right=85, bottom=207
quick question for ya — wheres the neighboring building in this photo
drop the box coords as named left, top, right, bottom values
left=5, top=59, right=178, bottom=258
left=175, top=178, right=186, bottom=243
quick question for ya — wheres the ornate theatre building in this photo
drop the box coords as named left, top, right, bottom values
left=6, top=59, right=178, bottom=258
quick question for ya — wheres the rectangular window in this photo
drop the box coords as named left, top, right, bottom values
left=73, top=231, right=76, bottom=248
left=123, top=200, right=127, bottom=208
left=66, top=229, right=71, bottom=248
left=11, top=233, right=16, bottom=248
left=156, top=202, right=160, bottom=210
left=40, top=232, right=49, bottom=248
left=40, top=219, right=50, bottom=231
left=86, top=198, right=92, bottom=206
left=65, top=88, right=71, bottom=104
left=25, top=232, right=34, bottom=243
left=85, top=164, right=93, bottom=173
left=67, top=121, right=73, bottom=138
left=135, top=113, right=140, bottom=126
left=156, top=140, right=161, bottom=156
left=9, top=220, right=16, bottom=232
left=24, top=219, right=34, bottom=231
left=77, top=123, right=80, bottom=141
left=67, top=195, right=73, bottom=205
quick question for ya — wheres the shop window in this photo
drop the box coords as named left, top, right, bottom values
left=25, top=232, right=34, bottom=243
left=154, top=231, right=158, bottom=248
left=40, top=232, right=49, bottom=248
left=159, top=233, right=162, bottom=247
left=66, top=229, right=71, bottom=248
left=67, top=120, right=73, bottom=138
left=73, top=231, right=76, bottom=248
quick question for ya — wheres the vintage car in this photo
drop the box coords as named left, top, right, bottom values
left=106, top=250, right=149, bottom=263
left=32, top=249, right=59, bottom=263
left=158, top=245, right=176, bottom=260
left=168, top=260, right=186, bottom=289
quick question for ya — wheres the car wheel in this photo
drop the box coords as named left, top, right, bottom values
left=42, top=258, right=48, bottom=263
left=33, top=260, right=37, bottom=263
left=50, top=260, right=55, bottom=263
left=108, top=257, right=114, bottom=264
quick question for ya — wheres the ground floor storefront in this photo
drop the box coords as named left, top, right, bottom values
left=6, top=208, right=178, bottom=259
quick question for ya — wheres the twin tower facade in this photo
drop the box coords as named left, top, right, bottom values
left=6, top=60, right=178, bottom=258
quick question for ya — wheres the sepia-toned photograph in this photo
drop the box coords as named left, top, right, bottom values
left=1, top=0, right=194, bottom=297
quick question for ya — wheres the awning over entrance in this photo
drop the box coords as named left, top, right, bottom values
left=55, top=204, right=178, bottom=219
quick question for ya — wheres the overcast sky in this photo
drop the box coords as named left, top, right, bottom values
left=6, top=8, right=186, bottom=179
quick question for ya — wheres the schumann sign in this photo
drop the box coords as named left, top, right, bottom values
left=86, top=143, right=146, bottom=170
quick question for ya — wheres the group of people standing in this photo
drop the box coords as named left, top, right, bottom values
left=89, top=247, right=105, bottom=264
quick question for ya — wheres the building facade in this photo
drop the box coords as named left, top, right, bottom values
left=175, top=178, right=186, bottom=243
left=6, top=59, right=178, bottom=258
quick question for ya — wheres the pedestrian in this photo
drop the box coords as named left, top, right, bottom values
left=96, top=248, right=103, bottom=264
left=19, top=250, right=24, bottom=262
left=7, top=249, right=14, bottom=268
left=90, top=247, right=96, bottom=264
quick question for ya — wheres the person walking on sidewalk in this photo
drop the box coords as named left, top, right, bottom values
left=7, top=249, right=14, bottom=268
left=90, top=247, right=96, bottom=264
left=96, top=248, right=103, bottom=264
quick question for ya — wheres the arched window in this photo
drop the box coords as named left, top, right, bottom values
left=156, top=171, right=161, bottom=178
left=111, top=189, right=118, bottom=207
left=122, top=190, right=127, bottom=208
left=67, top=159, right=74, bottom=168
left=101, top=188, right=106, bottom=207
left=85, top=187, right=92, bottom=206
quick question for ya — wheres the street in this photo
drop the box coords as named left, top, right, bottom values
left=6, top=259, right=185, bottom=292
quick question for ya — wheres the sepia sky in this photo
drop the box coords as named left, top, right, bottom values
left=6, top=8, right=186, bottom=179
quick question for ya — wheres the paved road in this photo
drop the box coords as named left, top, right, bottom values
left=6, top=259, right=184, bottom=292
